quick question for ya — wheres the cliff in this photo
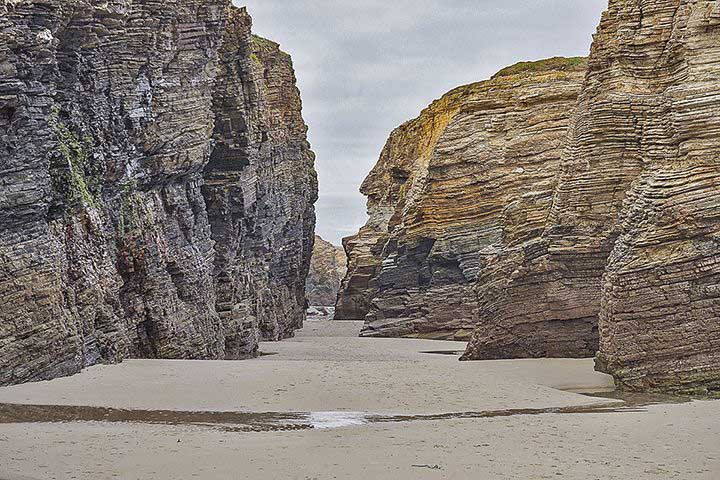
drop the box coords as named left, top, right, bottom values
left=0, top=1, right=317, bottom=385
left=204, top=9, right=317, bottom=349
left=336, top=58, right=588, bottom=347
left=464, top=0, right=720, bottom=394
left=305, top=235, right=346, bottom=306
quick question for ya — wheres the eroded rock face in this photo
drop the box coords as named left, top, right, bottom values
left=335, top=81, right=464, bottom=322
left=0, top=2, right=316, bottom=385
left=305, top=235, right=346, bottom=307
left=465, top=0, right=720, bottom=394
left=337, top=58, right=589, bottom=345
left=576, top=0, right=720, bottom=394
left=204, top=8, right=318, bottom=351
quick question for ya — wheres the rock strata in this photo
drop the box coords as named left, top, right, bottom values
left=0, top=1, right=316, bottom=385
left=306, top=235, right=346, bottom=307
left=582, top=0, right=720, bottom=394
left=336, top=58, right=589, bottom=347
left=204, top=8, right=317, bottom=350
left=464, top=0, right=720, bottom=394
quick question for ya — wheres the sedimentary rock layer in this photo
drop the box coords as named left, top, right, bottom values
left=335, top=78, right=467, bottom=321
left=0, top=2, right=316, bottom=385
left=333, top=198, right=391, bottom=319
left=306, top=235, right=347, bottom=307
left=466, top=0, right=720, bottom=394
left=204, top=9, right=317, bottom=350
left=337, top=58, right=589, bottom=348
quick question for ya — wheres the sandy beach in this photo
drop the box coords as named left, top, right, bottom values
left=0, top=320, right=718, bottom=479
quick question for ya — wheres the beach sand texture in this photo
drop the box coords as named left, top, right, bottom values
left=0, top=320, right=718, bottom=479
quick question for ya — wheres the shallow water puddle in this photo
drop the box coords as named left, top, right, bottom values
left=308, top=411, right=370, bottom=429
left=0, top=392, right=689, bottom=433
left=419, top=350, right=466, bottom=356
left=582, top=390, right=692, bottom=406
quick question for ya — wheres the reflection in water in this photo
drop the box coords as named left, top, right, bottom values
left=309, top=411, right=369, bottom=429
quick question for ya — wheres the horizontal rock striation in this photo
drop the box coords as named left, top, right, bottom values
left=335, top=82, right=466, bottom=323
left=337, top=58, right=589, bottom=345
left=305, top=235, right=346, bottom=307
left=0, top=2, right=316, bottom=385
left=333, top=227, right=386, bottom=319
left=466, top=0, right=720, bottom=394
left=204, top=9, right=317, bottom=352
left=585, top=0, right=720, bottom=394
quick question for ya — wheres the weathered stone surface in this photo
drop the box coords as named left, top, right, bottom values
left=334, top=212, right=390, bottom=320
left=306, top=235, right=346, bottom=307
left=335, top=79, right=465, bottom=322
left=204, top=8, right=317, bottom=351
left=0, top=2, right=316, bottom=385
left=581, top=0, right=720, bottom=394
left=466, top=0, right=720, bottom=394
left=336, top=58, right=588, bottom=346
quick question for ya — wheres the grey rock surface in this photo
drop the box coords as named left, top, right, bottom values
left=0, top=1, right=316, bottom=385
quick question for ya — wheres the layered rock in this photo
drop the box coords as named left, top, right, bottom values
left=579, top=0, right=720, bottom=393
left=590, top=0, right=720, bottom=395
left=335, top=81, right=466, bottom=322
left=465, top=0, right=720, bottom=394
left=0, top=2, right=316, bottom=385
left=334, top=201, right=391, bottom=320
left=306, top=235, right=346, bottom=307
left=337, top=58, right=589, bottom=344
left=203, top=9, right=317, bottom=350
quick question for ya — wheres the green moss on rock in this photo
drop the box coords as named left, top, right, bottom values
left=49, top=107, right=102, bottom=209
left=250, top=34, right=278, bottom=50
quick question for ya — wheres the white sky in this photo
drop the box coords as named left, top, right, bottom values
left=235, top=0, right=608, bottom=244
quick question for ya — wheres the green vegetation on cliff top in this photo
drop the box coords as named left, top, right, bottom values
left=492, top=56, right=587, bottom=79
left=251, top=34, right=279, bottom=50
left=251, top=34, right=290, bottom=58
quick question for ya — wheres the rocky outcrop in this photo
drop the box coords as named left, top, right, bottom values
left=335, top=77, right=466, bottom=322
left=336, top=58, right=589, bottom=345
left=464, top=1, right=720, bottom=394
left=204, top=9, right=317, bottom=351
left=589, top=0, right=720, bottom=395
left=306, top=235, right=346, bottom=306
left=0, top=1, right=316, bottom=386
left=334, top=208, right=390, bottom=320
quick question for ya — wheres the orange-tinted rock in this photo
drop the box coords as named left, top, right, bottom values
left=580, top=0, right=720, bottom=394
left=338, top=58, right=590, bottom=351
left=465, top=0, right=720, bottom=395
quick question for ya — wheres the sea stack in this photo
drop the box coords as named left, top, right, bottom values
left=336, top=57, right=591, bottom=354
left=0, top=1, right=317, bottom=386
left=463, top=0, right=720, bottom=394
left=306, top=235, right=347, bottom=307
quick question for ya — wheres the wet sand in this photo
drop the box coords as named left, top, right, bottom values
left=0, top=320, right=718, bottom=479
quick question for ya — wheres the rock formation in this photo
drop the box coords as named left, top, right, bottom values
left=334, top=212, right=389, bottom=320
left=336, top=58, right=589, bottom=347
left=306, top=235, right=346, bottom=307
left=204, top=9, right=317, bottom=350
left=464, top=0, right=720, bottom=394
left=0, top=1, right=317, bottom=386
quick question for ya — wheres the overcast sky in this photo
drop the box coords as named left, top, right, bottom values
left=234, top=0, right=607, bottom=244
